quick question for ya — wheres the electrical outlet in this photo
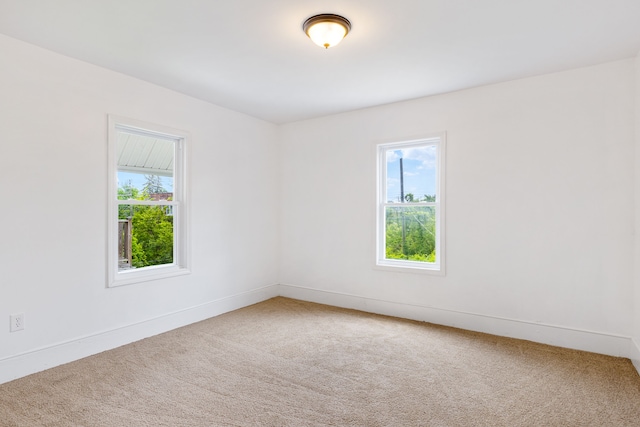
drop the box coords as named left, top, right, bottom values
left=10, top=313, right=24, bottom=332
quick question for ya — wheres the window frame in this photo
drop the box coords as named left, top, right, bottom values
left=375, top=134, right=446, bottom=274
left=107, top=115, right=190, bottom=287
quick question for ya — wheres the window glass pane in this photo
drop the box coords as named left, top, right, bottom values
left=116, top=130, right=175, bottom=201
left=385, top=205, right=436, bottom=263
left=385, top=145, right=437, bottom=203
left=118, top=204, right=174, bottom=271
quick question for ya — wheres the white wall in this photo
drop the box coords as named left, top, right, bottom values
left=0, top=34, right=280, bottom=383
left=2, top=32, right=638, bottom=383
left=279, top=59, right=636, bottom=357
left=633, top=51, right=640, bottom=373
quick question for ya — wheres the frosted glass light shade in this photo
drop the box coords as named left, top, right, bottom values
left=303, top=14, right=351, bottom=49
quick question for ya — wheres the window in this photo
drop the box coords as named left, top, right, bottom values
left=376, top=135, right=445, bottom=273
left=107, top=116, right=189, bottom=287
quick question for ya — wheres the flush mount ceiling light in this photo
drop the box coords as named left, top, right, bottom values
left=303, top=14, right=351, bottom=49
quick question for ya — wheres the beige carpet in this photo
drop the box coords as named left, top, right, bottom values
left=1, top=297, right=640, bottom=426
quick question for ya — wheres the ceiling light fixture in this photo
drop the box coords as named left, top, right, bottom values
left=303, top=14, right=351, bottom=49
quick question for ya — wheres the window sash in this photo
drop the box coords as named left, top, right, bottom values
left=383, top=202, right=437, bottom=207
left=117, top=200, right=179, bottom=206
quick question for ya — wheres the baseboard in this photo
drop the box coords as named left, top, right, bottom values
left=278, top=284, right=632, bottom=359
left=631, top=338, right=640, bottom=375
left=3, top=283, right=634, bottom=385
left=0, top=284, right=279, bottom=385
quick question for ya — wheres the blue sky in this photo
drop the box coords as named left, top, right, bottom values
left=386, top=145, right=436, bottom=202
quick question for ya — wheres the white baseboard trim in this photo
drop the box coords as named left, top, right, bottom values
left=631, top=338, right=640, bottom=375
left=3, top=283, right=635, bottom=385
left=0, top=284, right=279, bottom=385
left=278, top=284, right=632, bottom=359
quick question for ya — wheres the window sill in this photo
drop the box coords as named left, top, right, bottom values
left=108, top=265, right=191, bottom=288
left=374, top=260, right=445, bottom=276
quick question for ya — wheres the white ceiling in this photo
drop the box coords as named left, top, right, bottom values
left=1, top=0, right=639, bottom=124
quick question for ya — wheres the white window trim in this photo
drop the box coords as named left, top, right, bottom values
left=375, top=133, right=446, bottom=275
left=107, top=115, right=191, bottom=287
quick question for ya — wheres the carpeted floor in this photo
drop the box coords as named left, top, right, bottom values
left=1, top=297, right=640, bottom=426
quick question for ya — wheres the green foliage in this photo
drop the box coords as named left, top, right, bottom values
left=118, top=176, right=174, bottom=269
left=118, top=180, right=141, bottom=200
left=385, top=205, right=436, bottom=263
left=402, top=193, right=436, bottom=203
left=131, top=206, right=173, bottom=267
left=143, top=174, right=167, bottom=195
left=118, top=181, right=141, bottom=219
left=131, top=234, right=147, bottom=268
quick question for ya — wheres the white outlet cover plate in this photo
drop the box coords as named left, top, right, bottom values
left=10, top=314, right=24, bottom=332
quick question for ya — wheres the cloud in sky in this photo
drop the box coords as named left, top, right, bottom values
left=385, top=145, right=437, bottom=202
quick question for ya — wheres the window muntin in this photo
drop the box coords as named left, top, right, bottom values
left=108, top=116, right=189, bottom=287
left=377, top=136, right=444, bottom=272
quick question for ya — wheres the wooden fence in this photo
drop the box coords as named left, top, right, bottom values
left=118, top=219, right=132, bottom=269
